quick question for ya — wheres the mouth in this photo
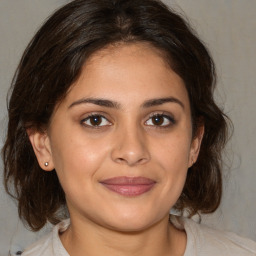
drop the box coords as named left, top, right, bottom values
left=99, top=176, right=156, bottom=197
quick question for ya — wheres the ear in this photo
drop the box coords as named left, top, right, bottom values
left=27, top=129, right=54, bottom=171
left=188, top=125, right=204, bottom=168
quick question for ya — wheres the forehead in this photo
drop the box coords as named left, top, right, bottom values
left=61, top=42, right=190, bottom=110
left=87, top=42, right=170, bottom=66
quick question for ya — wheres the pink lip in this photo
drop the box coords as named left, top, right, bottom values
left=100, top=176, right=156, bottom=197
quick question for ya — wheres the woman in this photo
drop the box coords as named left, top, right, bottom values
left=2, top=0, right=256, bottom=255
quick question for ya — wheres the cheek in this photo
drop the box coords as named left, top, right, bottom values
left=153, top=132, right=191, bottom=197
left=49, top=127, right=110, bottom=191
left=154, top=132, right=192, bottom=170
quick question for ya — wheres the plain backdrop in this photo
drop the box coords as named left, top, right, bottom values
left=0, top=0, right=255, bottom=255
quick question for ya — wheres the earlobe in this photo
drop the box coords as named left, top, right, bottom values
left=27, top=129, right=54, bottom=171
left=189, top=125, right=204, bottom=167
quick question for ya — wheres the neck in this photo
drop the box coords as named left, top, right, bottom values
left=60, top=214, right=186, bottom=256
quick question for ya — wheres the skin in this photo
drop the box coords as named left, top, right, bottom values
left=29, top=43, right=204, bottom=256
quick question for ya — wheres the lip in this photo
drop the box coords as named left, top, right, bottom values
left=100, top=176, right=156, bottom=197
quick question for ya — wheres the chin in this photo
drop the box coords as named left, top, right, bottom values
left=101, top=209, right=165, bottom=233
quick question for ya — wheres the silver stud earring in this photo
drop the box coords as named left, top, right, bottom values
left=44, top=162, right=49, bottom=167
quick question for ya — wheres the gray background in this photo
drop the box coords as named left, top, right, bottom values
left=0, top=0, right=255, bottom=255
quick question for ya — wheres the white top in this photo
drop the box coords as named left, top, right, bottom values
left=22, top=217, right=256, bottom=256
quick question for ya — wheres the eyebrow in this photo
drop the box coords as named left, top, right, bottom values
left=68, top=98, right=121, bottom=109
left=68, top=97, right=184, bottom=109
left=142, top=97, right=184, bottom=109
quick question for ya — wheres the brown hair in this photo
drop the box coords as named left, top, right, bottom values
left=2, top=0, right=229, bottom=231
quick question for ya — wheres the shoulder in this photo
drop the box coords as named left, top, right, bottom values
left=179, top=217, right=256, bottom=256
left=21, top=232, right=53, bottom=256
left=22, top=219, right=70, bottom=256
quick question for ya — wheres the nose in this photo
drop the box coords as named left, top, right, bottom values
left=111, top=126, right=150, bottom=166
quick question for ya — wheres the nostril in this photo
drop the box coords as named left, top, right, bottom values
left=115, top=156, right=149, bottom=166
left=115, top=157, right=126, bottom=164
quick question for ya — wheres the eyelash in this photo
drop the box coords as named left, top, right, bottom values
left=80, top=113, right=176, bottom=129
left=80, top=114, right=112, bottom=128
left=145, top=113, right=176, bottom=128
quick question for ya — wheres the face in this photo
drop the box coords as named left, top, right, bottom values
left=30, top=43, right=203, bottom=232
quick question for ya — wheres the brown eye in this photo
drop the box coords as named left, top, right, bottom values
left=82, top=115, right=111, bottom=127
left=145, top=114, right=175, bottom=127
left=152, top=115, right=164, bottom=126
left=90, top=116, right=102, bottom=126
